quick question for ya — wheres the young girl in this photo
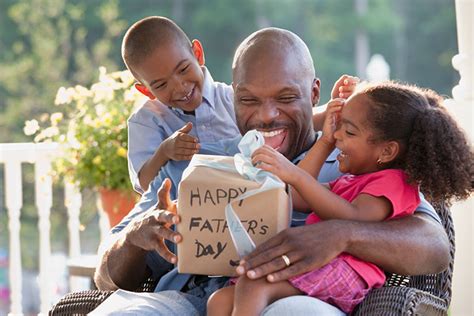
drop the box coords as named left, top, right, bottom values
left=206, top=81, right=473, bottom=315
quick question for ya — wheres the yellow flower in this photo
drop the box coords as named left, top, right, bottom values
left=26, top=66, right=136, bottom=191
left=50, top=112, right=63, bottom=125
left=24, top=119, right=40, bottom=136
left=92, top=156, right=102, bottom=165
left=43, top=126, right=59, bottom=138
left=95, top=103, right=107, bottom=116
left=74, top=85, right=92, bottom=99
left=103, top=113, right=113, bottom=125
left=91, top=81, right=115, bottom=103
left=117, top=70, right=135, bottom=87
left=55, top=87, right=76, bottom=105
left=116, top=147, right=127, bottom=158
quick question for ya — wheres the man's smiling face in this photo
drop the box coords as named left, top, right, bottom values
left=232, top=36, right=319, bottom=160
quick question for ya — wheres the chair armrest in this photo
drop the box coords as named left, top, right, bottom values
left=49, top=290, right=114, bottom=316
left=353, top=286, right=448, bottom=316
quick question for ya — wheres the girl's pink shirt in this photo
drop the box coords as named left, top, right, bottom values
left=306, top=169, right=420, bottom=288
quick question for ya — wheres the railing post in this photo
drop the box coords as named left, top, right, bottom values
left=447, top=1, right=473, bottom=315
left=5, top=160, right=23, bottom=316
left=35, top=155, right=53, bottom=315
left=65, top=181, right=82, bottom=291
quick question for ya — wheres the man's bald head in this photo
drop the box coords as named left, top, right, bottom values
left=232, top=27, right=315, bottom=81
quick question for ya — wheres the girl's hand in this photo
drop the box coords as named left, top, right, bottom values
left=331, top=74, right=359, bottom=99
left=163, top=122, right=200, bottom=161
left=252, top=145, right=297, bottom=184
left=319, top=99, right=344, bottom=146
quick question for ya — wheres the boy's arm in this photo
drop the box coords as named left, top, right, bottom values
left=138, top=122, right=199, bottom=191
left=138, top=144, right=172, bottom=192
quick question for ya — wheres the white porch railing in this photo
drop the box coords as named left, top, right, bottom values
left=0, top=142, right=97, bottom=315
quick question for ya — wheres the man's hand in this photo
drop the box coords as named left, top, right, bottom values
left=331, top=74, right=359, bottom=99
left=125, top=178, right=182, bottom=263
left=236, top=221, right=348, bottom=282
left=162, top=122, right=200, bottom=161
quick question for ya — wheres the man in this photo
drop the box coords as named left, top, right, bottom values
left=94, top=28, right=449, bottom=315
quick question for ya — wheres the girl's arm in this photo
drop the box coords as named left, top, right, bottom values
left=284, top=99, right=341, bottom=211
left=253, top=145, right=392, bottom=221
left=290, top=137, right=334, bottom=211
left=312, top=75, right=359, bottom=131
left=289, top=166, right=392, bottom=221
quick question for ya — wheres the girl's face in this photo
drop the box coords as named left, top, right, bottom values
left=333, top=93, right=386, bottom=175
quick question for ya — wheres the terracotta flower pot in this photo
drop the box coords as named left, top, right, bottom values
left=98, top=188, right=138, bottom=227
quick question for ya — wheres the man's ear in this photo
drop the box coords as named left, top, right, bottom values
left=379, top=141, right=400, bottom=164
left=135, top=83, right=155, bottom=100
left=192, top=39, right=205, bottom=66
left=311, top=78, right=321, bottom=106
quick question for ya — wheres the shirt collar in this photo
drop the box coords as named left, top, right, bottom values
left=200, top=66, right=216, bottom=109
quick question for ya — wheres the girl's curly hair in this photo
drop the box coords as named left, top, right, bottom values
left=360, top=81, right=473, bottom=203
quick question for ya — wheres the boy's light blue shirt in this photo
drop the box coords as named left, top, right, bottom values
left=127, top=67, right=239, bottom=193
left=112, top=138, right=440, bottom=293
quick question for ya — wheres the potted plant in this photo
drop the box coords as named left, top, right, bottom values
left=24, top=67, right=146, bottom=227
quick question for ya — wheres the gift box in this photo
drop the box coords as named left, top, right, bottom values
left=176, top=154, right=291, bottom=276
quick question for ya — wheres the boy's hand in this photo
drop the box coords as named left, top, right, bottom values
left=331, top=75, right=359, bottom=99
left=163, top=122, right=200, bottom=161
left=320, top=99, right=344, bottom=145
left=252, top=145, right=297, bottom=184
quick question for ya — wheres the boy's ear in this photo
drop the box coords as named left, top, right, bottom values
left=311, top=78, right=321, bottom=106
left=135, top=83, right=155, bottom=100
left=379, top=141, right=400, bottom=164
left=192, top=39, right=205, bottom=66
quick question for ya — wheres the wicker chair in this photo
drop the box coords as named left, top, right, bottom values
left=49, top=201, right=454, bottom=316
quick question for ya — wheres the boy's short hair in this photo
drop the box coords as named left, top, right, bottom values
left=122, top=16, right=192, bottom=76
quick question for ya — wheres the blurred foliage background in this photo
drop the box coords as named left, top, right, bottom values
left=0, top=0, right=458, bottom=271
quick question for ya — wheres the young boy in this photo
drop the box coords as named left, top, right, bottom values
left=122, top=16, right=358, bottom=193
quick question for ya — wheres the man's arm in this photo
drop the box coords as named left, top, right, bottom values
left=344, top=213, right=449, bottom=275
left=94, top=179, right=182, bottom=290
left=94, top=231, right=150, bottom=291
left=237, top=213, right=449, bottom=282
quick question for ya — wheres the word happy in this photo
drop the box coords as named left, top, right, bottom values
left=189, top=187, right=248, bottom=207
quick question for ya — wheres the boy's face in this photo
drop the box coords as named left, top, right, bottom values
left=134, top=40, right=205, bottom=111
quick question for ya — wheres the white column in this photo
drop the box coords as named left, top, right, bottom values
left=355, top=0, right=369, bottom=79
left=65, top=181, right=82, bottom=291
left=366, top=54, right=390, bottom=82
left=96, top=195, right=110, bottom=243
left=65, top=182, right=82, bottom=259
left=35, top=156, right=53, bottom=315
left=5, top=160, right=23, bottom=316
left=445, top=1, right=473, bottom=315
